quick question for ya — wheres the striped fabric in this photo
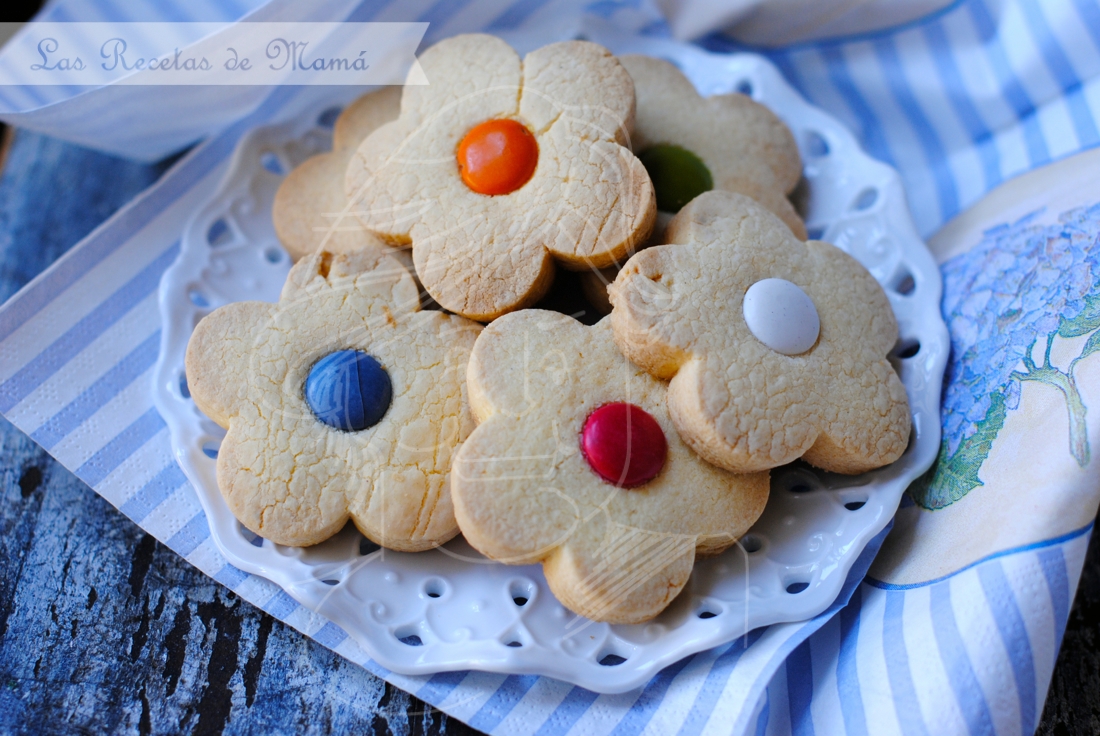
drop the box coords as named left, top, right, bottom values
left=759, top=527, right=1091, bottom=736
left=1, top=0, right=1098, bottom=733
left=694, top=0, right=1100, bottom=237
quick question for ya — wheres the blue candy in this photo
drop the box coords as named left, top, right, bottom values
left=305, top=350, right=392, bottom=432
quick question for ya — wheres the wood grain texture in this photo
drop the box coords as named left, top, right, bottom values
left=1038, top=522, right=1100, bottom=734
left=0, top=129, right=479, bottom=735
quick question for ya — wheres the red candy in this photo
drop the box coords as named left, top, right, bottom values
left=581, top=403, right=668, bottom=488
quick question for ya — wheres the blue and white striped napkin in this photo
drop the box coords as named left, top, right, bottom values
left=1, top=0, right=1098, bottom=733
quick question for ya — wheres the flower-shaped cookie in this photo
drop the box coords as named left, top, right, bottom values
left=451, top=311, right=769, bottom=624
left=624, top=55, right=805, bottom=235
left=609, top=191, right=910, bottom=474
left=581, top=54, right=806, bottom=315
left=346, top=34, right=656, bottom=321
left=273, top=87, right=402, bottom=261
left=185, top=246, right=481, bottom=550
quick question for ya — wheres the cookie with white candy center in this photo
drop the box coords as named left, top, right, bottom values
left=609, top=190, right=910, bottom=475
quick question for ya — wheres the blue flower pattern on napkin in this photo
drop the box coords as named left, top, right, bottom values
left=913, top=203, right=1100, bottom=509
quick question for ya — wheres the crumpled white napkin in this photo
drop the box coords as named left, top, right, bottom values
left=657, top=0, right=957, bottom=44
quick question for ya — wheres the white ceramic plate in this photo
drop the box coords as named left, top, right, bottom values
left=153, top=39, right=948, bottom=693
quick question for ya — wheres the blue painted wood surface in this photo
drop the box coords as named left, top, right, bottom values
left=0, top=129, right=480, bottom=735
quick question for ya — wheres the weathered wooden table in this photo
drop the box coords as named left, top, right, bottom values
left=0, top=128, right=1095, bottom=734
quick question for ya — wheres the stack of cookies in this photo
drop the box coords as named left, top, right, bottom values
left=185, top=34, right=910, bottom=624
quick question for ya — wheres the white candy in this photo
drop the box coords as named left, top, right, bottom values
left=742, top=278, right=820, bottom=355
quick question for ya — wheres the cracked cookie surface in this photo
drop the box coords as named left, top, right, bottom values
left=623, top=55, right=805, bottom=238
left=273, top=87, right=402, bottom=261
left=451, top=310, right=768, bottom=624
left=185, top=246, right=481, bottom=550
left=582, top=54, right=806, bottom=315
left=609, top=191, right=910, bottom=475
left=346, top=34, right=655, bottom=321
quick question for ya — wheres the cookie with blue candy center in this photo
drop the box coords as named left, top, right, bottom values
left=305, top=350, right=393, bottom=432
left=185, top=246, right=481, bottom=550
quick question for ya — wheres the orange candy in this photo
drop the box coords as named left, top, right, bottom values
left=456, top=119, right=538, bottom=195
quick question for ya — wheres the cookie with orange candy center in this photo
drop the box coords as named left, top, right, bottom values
left=346, top=34, right=656, bottom=321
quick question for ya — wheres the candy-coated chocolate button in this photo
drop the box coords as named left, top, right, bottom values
left=457, top=119, right=538, bottom=195
left=742, top=278, right=820, bottom=355
left=637, top=144, right=713, bottom=213
left=305, top=350, right=392, bottom=431
left=581, top=403, right=668, bottom=488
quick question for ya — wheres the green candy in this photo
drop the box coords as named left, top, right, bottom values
left=637, top=144, right=713, bottom=213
